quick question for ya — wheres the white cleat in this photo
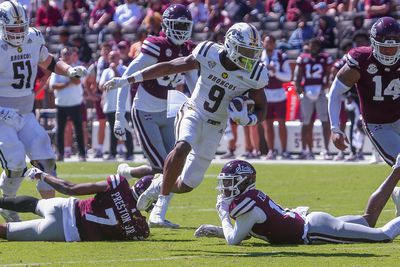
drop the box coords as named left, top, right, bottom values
left=392, top=187, right=400, bottom=217
left=117, top=163, right=132, bottom=179
left=148, top=217, right=180, bottom=229
left=0, top=208, right=20, bottom=222
left=148, top=196, right=179, bottom=229
left=137, top=174, right=163, bottom=211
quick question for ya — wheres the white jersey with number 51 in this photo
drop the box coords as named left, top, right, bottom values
left=189, top=41, right=269, bottom=122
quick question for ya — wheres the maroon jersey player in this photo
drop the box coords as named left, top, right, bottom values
left=0, top=168, right=152, bottom=241
left=195, top=159, right=400, bottom=245
left=328, top=17, right=400, bottom=218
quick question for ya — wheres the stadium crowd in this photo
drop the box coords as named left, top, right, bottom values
left=26, top=0, right=399, bottom=162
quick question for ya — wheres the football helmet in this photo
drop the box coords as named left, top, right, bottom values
left=131, top=175, right=154, bottom=201
left=162, top=4, right=193, bottom=45
left=224, top=23, right=262, bottom=72
left=370, top=16, right=400, bottom=66
left=0, top=0, right=29, bottom=47
left=217, top=160, right=256, bottom=199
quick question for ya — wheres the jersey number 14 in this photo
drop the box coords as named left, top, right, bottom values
left=12, top=61, right=32, bottom=89
left=372, top=76, right=400, bottom=101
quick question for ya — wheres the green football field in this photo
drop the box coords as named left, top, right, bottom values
left=1, top=162, right=400, bottom=267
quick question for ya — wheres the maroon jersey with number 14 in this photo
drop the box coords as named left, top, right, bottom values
left=229, top=189, right=305, bottom=244
left=75, top=175, right=149, bottom=241
left=346, top=46, right=400, bottom=124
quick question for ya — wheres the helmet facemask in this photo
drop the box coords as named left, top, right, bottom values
left=163, top=18, right=193, bottom=45
left=371, top=36, right=400, bottom=66
left=216, top=173, right=256, bottom=200
left=225, top=26, right=262, bottom=72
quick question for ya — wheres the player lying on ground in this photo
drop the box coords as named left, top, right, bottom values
left=0, top=170, right=153, bottom=241
left=195, top=157, right=400, bottom=245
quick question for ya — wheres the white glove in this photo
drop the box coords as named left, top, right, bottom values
left=194, top=224, right=224, bottom=238
left=229, top=100, right=250, bottom=126
left=67, top=66, right=87, bottom=78
left=113, top=115, right=127, bottom=141
left=26, top=167, right=47, bottom=181
left=103, top=77, right=129, bottom=91
left=0, top=107, right=22, bottom=129
left=216, top=194, right=231, bottom=220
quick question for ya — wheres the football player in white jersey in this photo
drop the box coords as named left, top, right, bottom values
left=104, top=22, right=269, bottom=228
left=0, top=1, right=87, bottom=222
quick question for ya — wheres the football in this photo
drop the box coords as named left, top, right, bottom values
left=230, top=96, right=255, bottom=113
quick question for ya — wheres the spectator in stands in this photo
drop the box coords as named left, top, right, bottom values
left=365, top=0, right=391, bottom=19
left=55, top=28, right=72, bottom=58
left=352, top=30, right=370, bottom=47
left=35, top=0, right=63, bottom=27
left=294, top=38, right=333, bottom=160
left=226, top=0, right=253, bottom=23
left=49, top=47, right=86, bottom=162
left=203, top=4, right=231, bottom=33
left=89, top=0, right=115, bottom=32
left=62, top=0, right=81, bottom=26
left=70, top=34, right=93, bottom=65
left=129, top=27, right=148, bottom=59
left=287, top=14, right=314, bottom=50
left=113, top=0, right=143, bottom=30
left=261, top=35, right=292, bottom=160
left=315, top=15, right=336, bottom=49
left=339, top=14, right=365, bottom=43
left=146, top=0, right=166, bottom=17
left=286, top=0, right=314, bottom=21
left=142, top=11, right=163, bottom=36
left=118, top=41, right=133, bottom=66
left=188, top=0, right=209, bottom=31
left=265, top=0, right=286, bottom=21
left=99, top=50, right=134, bottom=161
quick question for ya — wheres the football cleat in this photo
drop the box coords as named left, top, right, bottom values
left=137, top=174, right=163, bottom=211
left=148, top=218, right=180, bottom=229
left=117, top=163, right=132, bottom=179
left=0, top=208, right=20, bottom=222
left=194, top=224, right=224, bottom=238
left=391, top=187, right=400, bottom=217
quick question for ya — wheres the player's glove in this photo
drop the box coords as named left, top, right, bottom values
left=194, top=224, right=224, bottom=238
left=67, top=66, right=87, bottom=78
left=228, top=99, right=256, bottom=126
left=216, top=194, right=231, bottom=221
left=103, top=77, right=129, bottom=91
left=0, top=107, right=23, bottom=129
left=26, top=167, right=48, bottom=181
left=114, top=118, right=127, bottom=141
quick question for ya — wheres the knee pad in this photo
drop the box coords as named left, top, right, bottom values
left=30, top=159, right=56, bottom=176
left=0, top=170, right=25, bottom=196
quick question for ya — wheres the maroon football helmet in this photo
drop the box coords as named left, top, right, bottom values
left=217, top=160, right=256, bottom=199
left=162, top=4, right=193, bottom=45
left=132, top=175, right=153, bottom=201
left=370, top=16, right=400, bottom=65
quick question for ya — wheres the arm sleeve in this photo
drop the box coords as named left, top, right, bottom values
left=115, top=53, right=157, bottom=116
left=328, top=77, right=351, bottom=130
left=99, top=69, right=112, bottom=88
left=274, top=60, right=292, bottom=82
left=221, top=207, right=266, bottom=245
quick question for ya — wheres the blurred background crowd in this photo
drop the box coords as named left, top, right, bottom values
left=20, top=0, right=400, bottom=162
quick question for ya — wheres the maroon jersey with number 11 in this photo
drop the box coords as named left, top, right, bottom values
left=75, top=175, right=149, bottom=241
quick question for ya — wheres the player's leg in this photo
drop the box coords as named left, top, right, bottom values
left=123, top=112, right=134, bottom=159
left=316, top=94, right=331, bottom=158
left=20, top=113, right=56, bottom=198
left=275, top=99, right=289, bottom=158
left=299, top=97, right=314, bottom=158
left=69, top=105, right=86, bottom=159
left=6, top=198, right=66, bottom=241
left=56, top=106, right=68, bottom=160
left=306, top=211, right=393, bottom=244
left=0, top=124, right=29, bottom=222
left=264, top=101, right=276, bottom=159
left=0, top=195, right=39, bottom=213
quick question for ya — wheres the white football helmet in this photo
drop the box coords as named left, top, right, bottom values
left=224, top=23, right=262, bottom=72
left=0, top=1, right=29, bottom=47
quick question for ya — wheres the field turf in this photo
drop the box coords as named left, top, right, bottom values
left=1, top=162, right=400, bottom=267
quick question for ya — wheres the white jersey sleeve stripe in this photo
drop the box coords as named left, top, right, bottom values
left=115, top=174, right=121, bottom=187
left=143, top=40, right=160, bottom=52
left=346, top=54, right=359, bottom=68
left=110, top=175, right=116, bottom=189
left=142, top=43, right=160, bottom=57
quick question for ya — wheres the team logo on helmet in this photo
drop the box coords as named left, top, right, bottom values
left=0, top=9, right=9, bottom=23
left=235, top=164, right=254, bottom=174
left=371, top=26, right=377, bottom=38
left=367, top=63, right=378, bottom=74
left=230, top=29, right=244, bottom=42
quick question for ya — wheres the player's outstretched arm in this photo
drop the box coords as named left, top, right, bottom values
left=26, top=168, right=108, bottom=196
left=328, top=64, right=360, bottom=151
left=39, top=54, right=87, bottom=78
left=103, top=55, right=199, bottom=91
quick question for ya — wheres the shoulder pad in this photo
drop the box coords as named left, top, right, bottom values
left=229, top=192, right=257, bottom=219
left=141, top=36, right=167, bottom=58
left=346, top=47, right=373, bottom=69
left=107, top=174, right=126, bottom=189
left=192, top=41, right=215, bottom=59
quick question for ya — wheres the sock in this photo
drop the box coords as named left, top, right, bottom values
left=64, top=146, right=72, bottom=153
left=153, top=194, right=170, bottom=219
left=381, top=216, right=400, bottom=240
left=0, top=196, right=39, bottom=213
left=96, top=144, right=103, bottom=151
